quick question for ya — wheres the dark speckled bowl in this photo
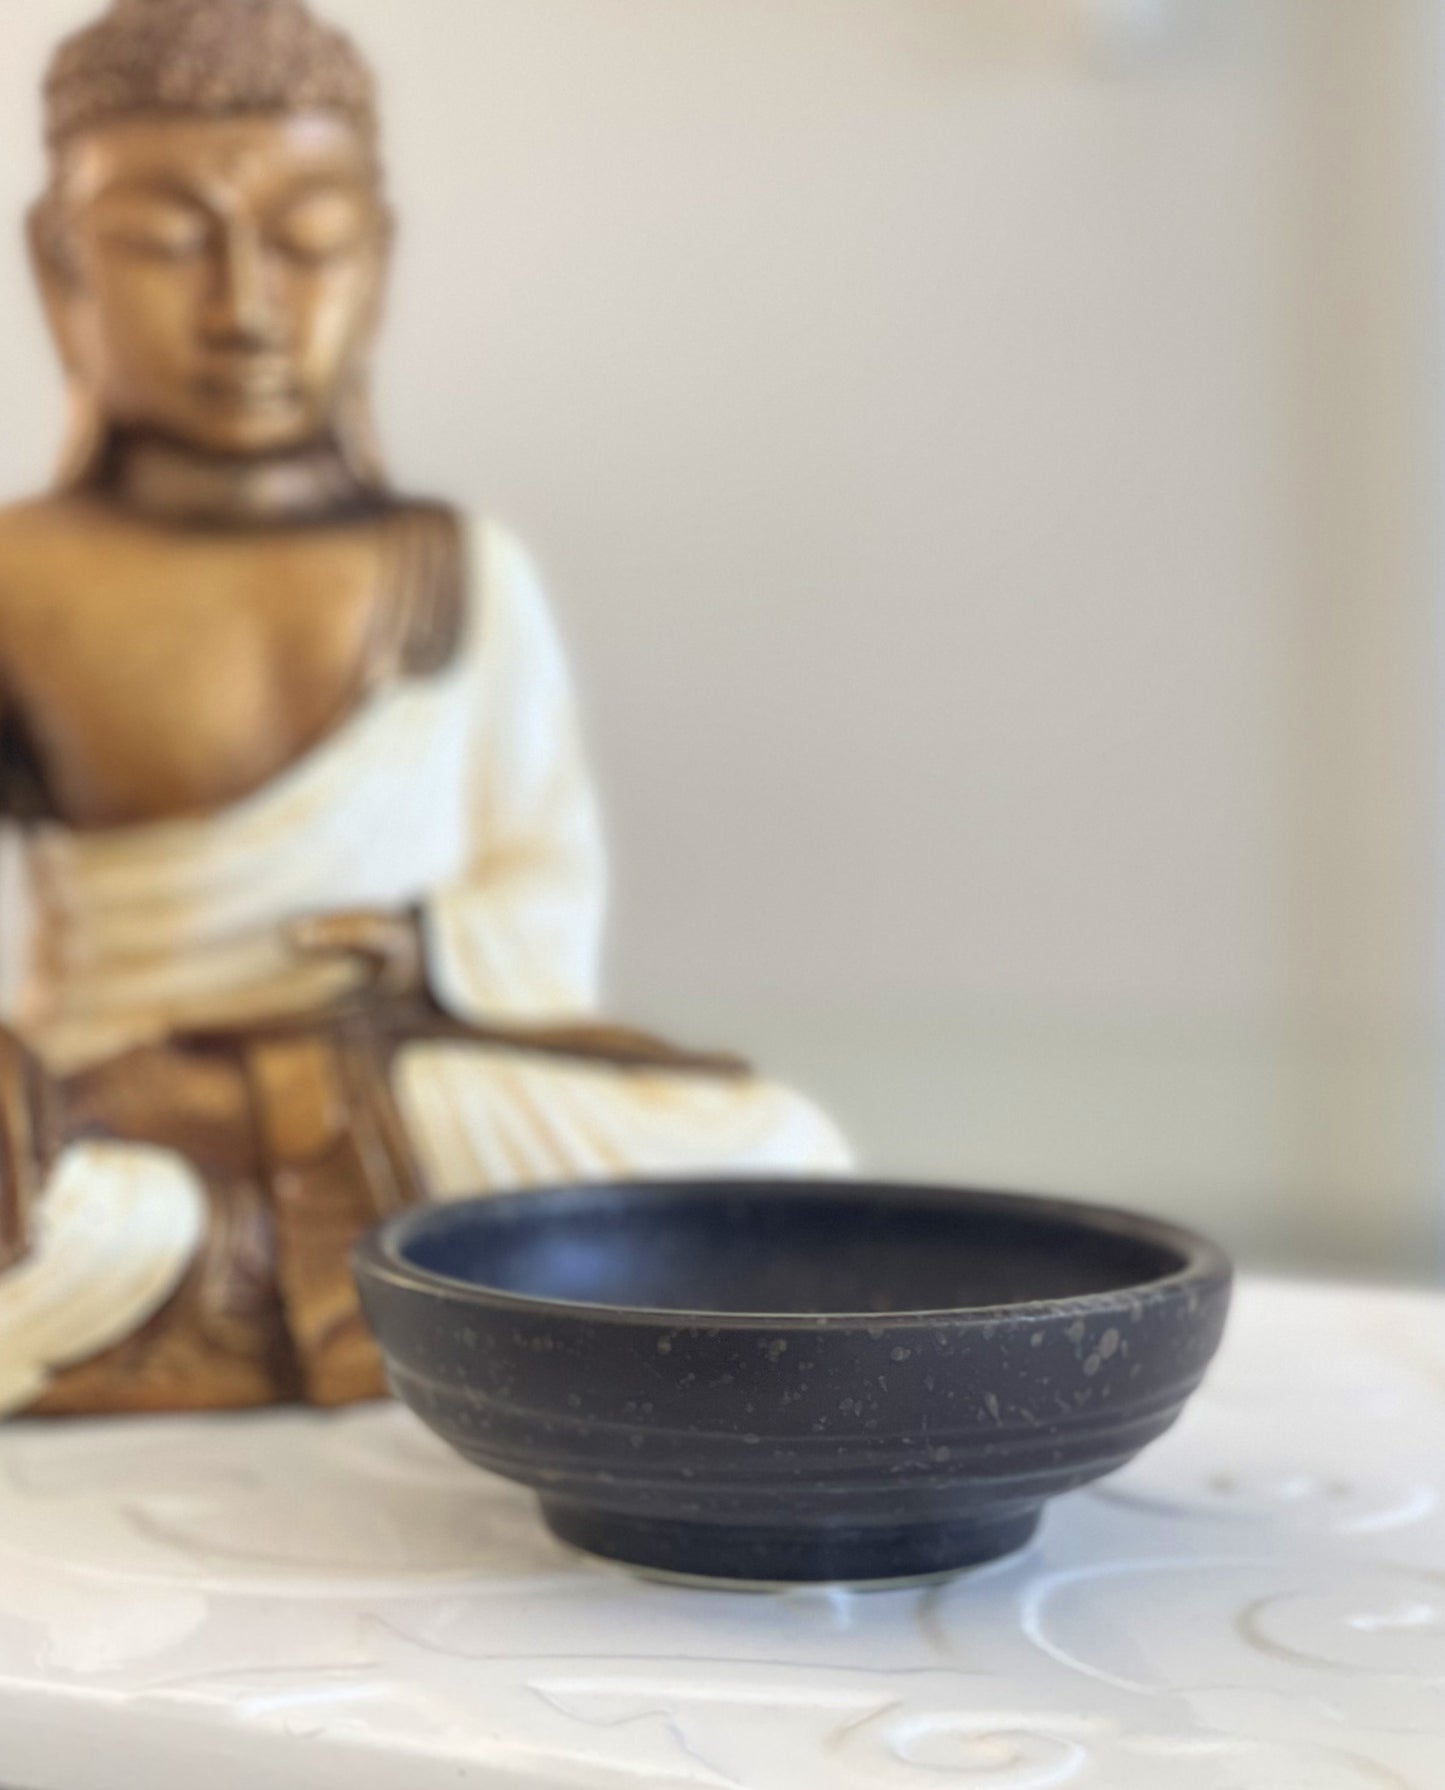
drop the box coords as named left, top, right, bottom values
left=354, top=1180, right=1231, bottom=1586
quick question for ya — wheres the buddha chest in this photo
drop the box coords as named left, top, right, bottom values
left=0, top=502, right=440, bottom=830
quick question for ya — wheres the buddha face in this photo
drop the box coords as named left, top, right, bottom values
left=35, top=111, right=390, bottom=458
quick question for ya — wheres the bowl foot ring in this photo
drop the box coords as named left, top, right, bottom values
left=541, top=1501, right=1042, bottom=1587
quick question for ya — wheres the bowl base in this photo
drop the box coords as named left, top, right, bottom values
left=541, top=1501, right=1042, bottom=1587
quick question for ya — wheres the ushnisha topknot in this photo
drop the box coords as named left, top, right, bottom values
left=44, top=0, right=378, bottom=148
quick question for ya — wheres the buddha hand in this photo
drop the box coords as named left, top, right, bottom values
left=285, top=909, right=427, bottom=999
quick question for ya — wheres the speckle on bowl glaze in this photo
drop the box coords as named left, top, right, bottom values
left=354, top=1180, right=1232, bottom=1586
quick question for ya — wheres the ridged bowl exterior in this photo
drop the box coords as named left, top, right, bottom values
left=354, top=1181, right=1232, bottom=1584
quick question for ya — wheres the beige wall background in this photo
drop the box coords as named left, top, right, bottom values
left=0, top=0, right=1439, bottom=1273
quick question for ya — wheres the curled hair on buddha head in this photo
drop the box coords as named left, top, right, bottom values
left=43, top=0, right=379, bottom=149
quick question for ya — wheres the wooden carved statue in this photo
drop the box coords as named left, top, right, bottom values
left=0, top=0, right=849, bottom=1418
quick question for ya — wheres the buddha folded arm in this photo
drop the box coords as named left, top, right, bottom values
left=380, top=520, right=609, bottom=1027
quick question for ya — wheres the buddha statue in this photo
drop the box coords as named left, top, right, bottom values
left=0, top=0, right=849, bottom=1417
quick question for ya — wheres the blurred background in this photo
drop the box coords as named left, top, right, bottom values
left=1, top=0, right=1441, bottom=1281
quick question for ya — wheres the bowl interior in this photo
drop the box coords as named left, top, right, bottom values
left=395, top=1182, right=1192, bottom=1318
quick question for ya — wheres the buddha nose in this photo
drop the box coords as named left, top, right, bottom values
left=203, top=222, right=284, bottom=350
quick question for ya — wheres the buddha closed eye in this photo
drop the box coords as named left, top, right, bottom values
left=89, top=188, right=212, bottom=262
left=269, top=186, right=375, bottom=264
left=87, top=179, right=375, bottom=266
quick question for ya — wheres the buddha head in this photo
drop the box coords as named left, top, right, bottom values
left=32, top=0, right=392, bottom=486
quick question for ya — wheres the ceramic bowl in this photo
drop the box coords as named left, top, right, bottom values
left=354, top=1179, right=1231, bottom=1586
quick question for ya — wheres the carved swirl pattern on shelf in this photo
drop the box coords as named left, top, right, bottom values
left=1242, top=1576, right=1445, bottom=1678
left=0, top=1277, right=1440, bottom=1788
left=1093, top=1452, right=1439, bottom=1535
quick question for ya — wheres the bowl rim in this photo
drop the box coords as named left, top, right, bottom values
left=354, top=1177, right=1233, bottom=1331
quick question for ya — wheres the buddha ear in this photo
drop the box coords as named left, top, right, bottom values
left=334, top=378, right=387, bottom=490
left=365, top=201, right=397, bottom=330
left=28, top=198, right=110, bottom=490
left=327, top=201, right=393, bottom=488
left=27, top=197, right=86, bottom=377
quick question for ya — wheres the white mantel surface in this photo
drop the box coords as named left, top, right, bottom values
left=0, top=1276, right=1441, bottom=1789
